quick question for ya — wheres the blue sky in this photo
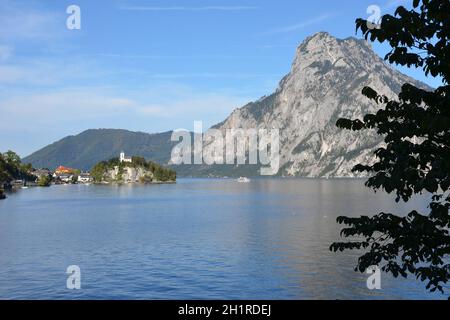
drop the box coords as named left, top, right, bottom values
left=0, top=0, right=443, bottom=157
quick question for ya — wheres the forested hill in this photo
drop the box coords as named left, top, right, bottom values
left=23, top=129, right=176, bottom=171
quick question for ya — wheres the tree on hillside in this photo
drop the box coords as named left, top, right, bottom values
left=330, top=0, right=449, bottom=296
left=37, top=175, right=52, bottom=187
left=0, top=151, right=35, bottom=182
left=4, top=150, right=21, bottom=167
left=0, top=154, right=11, bottom=183
left=91, top=162, right=107, bottom=182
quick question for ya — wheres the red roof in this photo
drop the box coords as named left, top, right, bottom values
left=55, top=166, right=75, bottom=173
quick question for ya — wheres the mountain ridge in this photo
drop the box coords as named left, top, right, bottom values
left=23, top=129, right=176, bottom=171
left=23, top=32, right=431, bottom=177
left=212, top=31, right=429, bottom=177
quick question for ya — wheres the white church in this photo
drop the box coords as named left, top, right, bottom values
left=120, top=152, right=132, bottom=163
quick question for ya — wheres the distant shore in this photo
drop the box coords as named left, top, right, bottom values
left=92, top=180, right=176, bottom=185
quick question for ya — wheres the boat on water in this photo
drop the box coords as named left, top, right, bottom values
left=237, top=177, right=251, bottom=183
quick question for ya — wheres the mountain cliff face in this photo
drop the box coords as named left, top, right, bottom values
left=215, top=32, right=428, bottom=177
left=24, top=32, right=429, bottom=177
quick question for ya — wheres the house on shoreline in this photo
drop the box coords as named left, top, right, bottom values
left=52, top=166, right=92, bottom=184
left=78, top=172, right=93, bottom=183
left=55, top=166, right=76, bottom=175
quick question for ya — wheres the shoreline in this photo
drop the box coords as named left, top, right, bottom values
left=93, top=180, right=177, bottom=186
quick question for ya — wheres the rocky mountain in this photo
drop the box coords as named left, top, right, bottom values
left=23, top=32, right=429, bottom=177
left=214, top=32, right=428, bottom=177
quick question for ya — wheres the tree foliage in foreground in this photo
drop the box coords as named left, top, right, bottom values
left=0, top=151, right=35, bottom=184
left=330, top=0, right=450, bottom=295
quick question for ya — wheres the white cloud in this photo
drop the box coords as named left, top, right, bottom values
left=262, top=13, right=336, bottom=35
left=0, top=1, right=62, bottom=41
left=0, top=85, right=250, bottom=131
left=0, top=54, right=280, bottom=87
left=0, top=89, right=133, bottom=122
left=0, top=84, right=252, bottom=156
left=0, top=45, right=13, bottom=61
left=0, top=54, right=117, bottom=86
left=119, top=5, right=258, bottom=11
left=133, top=72, right=281, bottom=79
left=383, top=0, right=410, bottom=10
left=0, top=63, right=62, bottom=85
left=138, top=91, right=248, bottom=118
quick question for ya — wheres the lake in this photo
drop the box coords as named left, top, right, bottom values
left=0, top=179, right=445, bottom=300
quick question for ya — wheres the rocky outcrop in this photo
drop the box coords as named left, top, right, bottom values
left=91, top=157, right=177, bottom=184
left=106, top=166, right=154, bottom=183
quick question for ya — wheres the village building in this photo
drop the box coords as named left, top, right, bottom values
left=78, top=173, right=93, bottom=183
left=33, top=169, right=52, bottom=179
left=55, top=166, right=76, bottom=175
left=57, top=175, right=73, bottom=183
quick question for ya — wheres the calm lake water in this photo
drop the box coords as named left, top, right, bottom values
left=0, top=179, right=445, bottom=300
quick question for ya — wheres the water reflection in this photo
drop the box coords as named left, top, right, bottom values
left=0, top=179, right=444, bottom=299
